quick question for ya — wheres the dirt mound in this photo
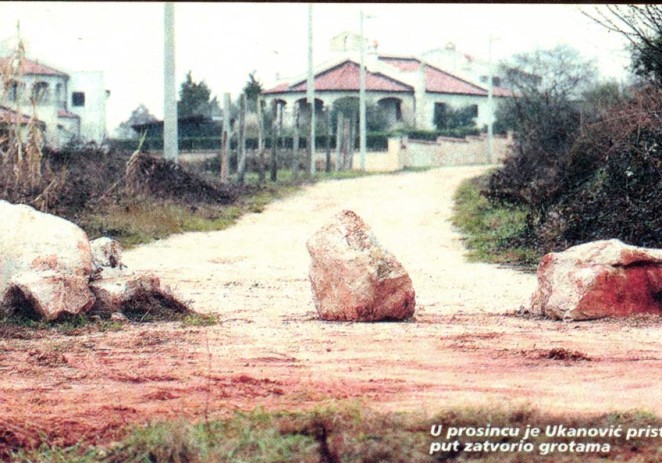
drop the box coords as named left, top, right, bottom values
left=125, top=152, right=238, bottom=205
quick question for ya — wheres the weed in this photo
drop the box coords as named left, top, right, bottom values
left=181, top=313, right=219, bottom=327
left=452, top=174, right=540, bottom=270
left=11, top=403, right=662, bottom=462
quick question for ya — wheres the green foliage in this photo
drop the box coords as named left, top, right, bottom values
left=243, top=72, right=263, bottom=112
left=116, top=104, right=158, bottom=138
left=433, top=104, right=478, bottom=130
left=452, top=175, right=539, bottom=268
left=394, top=128, right=480, bottom=141
left=13, top=404, right=662, bottom=462
left=331, top=98, right=391, bottom=132
left=537, top=86, right=662, bottom=250
left=178, top=71, right=220, bottom=118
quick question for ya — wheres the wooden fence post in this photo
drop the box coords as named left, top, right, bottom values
left=325, top=108, right=332, bottom=173
left=335, top=112, right=343, bottom=172
left=270, top=101, right=278, bottom=182
left=237, top=93, right=247, bottom=185
left=307, top=102, right=314, bottom=178
left=348, top=112, right=356, bottom=170
left=257, top=95, right=266, bottom=184
left=292, top=106, right=300, bottom=179
left=220, top=93, right=231, bottom=182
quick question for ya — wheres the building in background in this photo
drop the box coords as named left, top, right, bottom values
left=262, top=33, right=513, bottom=132
left=0, top=56, right=109, bottom=148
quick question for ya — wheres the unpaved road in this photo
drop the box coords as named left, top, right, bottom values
left=2, top=166, right=662, bottom=449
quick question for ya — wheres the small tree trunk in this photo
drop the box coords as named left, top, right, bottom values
left=335, top=112, right=343, bottom=172
left=257, top=95, right=266, bottom=184
left=238, top=94, right=247, bottom=185
left=220, top=93, right=231, bottom=182
left=292, top=106, right=300, bottom=179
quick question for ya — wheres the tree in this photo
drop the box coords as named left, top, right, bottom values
left=487, top=46, right=598, bottom=215
left=331, top=98, right=390, bottom=132
left=434, top=104, right=478, bottom=131
left=116, top=104, right=157, bottom=139
left=178, top=71, right=219, bottom=118
left=243, top=72, right=263, bottom=112
left=585, top=5, right=662, bottom=86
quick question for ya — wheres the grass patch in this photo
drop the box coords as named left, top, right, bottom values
left=0, top=312, right=125, bottom=338
left=452, top=174, right=540, bottom=270
left=10, top=404, right=662, bottom=462
left=80, top=168, right=382, bottom=249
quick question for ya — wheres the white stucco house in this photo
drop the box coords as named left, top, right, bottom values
left=0, top=56, right=109, bottom=148
left=263, top=34, right=513, bottom=132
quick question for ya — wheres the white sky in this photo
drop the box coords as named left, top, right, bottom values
left=0, top=2, right=631, bottom=133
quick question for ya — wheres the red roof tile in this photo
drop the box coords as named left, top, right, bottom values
left=378, top=56, right=422, bottom=72
left=58, top=110, right=80, bottom=119
left=263, top=82, right=290, bottom=95
left=0, top=57, right=67, bottom=77
left=264, top=60, right=413, bottom=94
left=493, top=86, right=515, bottom=98
left=380, top=56, right=494, bottom=96
left=264, top=56, right=517, bottom=99
left=424, top=64, right=487, bottom=96
left=0, top=105, right=41, bottom=125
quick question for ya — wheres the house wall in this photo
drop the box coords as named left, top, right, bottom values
left=0, top=73, right=77, bottom=148
left=420, top=93, right=495, bottom=130
left=69, top=71, right=108, bottom=143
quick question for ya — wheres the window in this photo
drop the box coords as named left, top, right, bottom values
left=8, top=81, right=19, bottom=102
left=72, top=92, right=85, bottom=107
left=32, top=81, right=50, bottom=104
left=468, top=104, right=478, bottom=118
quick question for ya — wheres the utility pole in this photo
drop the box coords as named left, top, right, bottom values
left=359, top=9, right=367, bottom=171
left=163, top=2, right=178, bottom=163
left=307, top=3, right=316, bottom=175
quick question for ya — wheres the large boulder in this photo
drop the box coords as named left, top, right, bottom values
left=0, top=200, right=95, bottom=320
left=307, top=210, right=415, bottom=321
left=531, top=239, right=662, bottom=321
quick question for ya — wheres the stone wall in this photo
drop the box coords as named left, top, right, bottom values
left=375, top=133, right=513, bottom=170
left=313, top=133, right=513, bottom=173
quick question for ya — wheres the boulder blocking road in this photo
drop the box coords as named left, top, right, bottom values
left=2, top=166, right=662, bottom=447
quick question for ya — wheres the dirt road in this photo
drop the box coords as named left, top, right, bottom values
left=3, top=166, right=662, bottom=448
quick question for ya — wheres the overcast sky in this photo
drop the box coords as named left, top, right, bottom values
left=0, top=3, right=631, bottom=134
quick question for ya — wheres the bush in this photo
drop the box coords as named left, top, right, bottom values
left=537, top=86, right=662, bottom=250
left=481, top=85, right=662, bottom=258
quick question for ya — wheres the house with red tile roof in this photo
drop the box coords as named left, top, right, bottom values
left=0, top=56, right=109, bottom=148
left=262, top=48, right=514, bottom=131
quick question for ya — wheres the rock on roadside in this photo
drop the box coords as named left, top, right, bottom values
left=89, top=267, right=189, bottom=318
left=307, top=210, right=415, bottom=321
left=0, top=200, right=95, bottom=320
left=531, top=239, right=662, bottom=321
